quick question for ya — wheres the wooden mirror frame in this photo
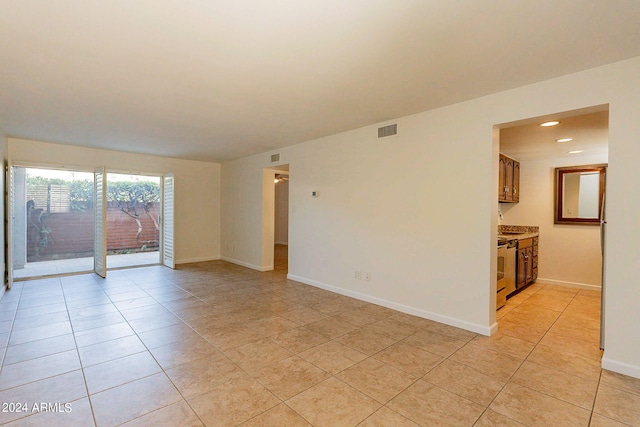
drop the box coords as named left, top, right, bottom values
left=554, top=164, right=607, bottom=225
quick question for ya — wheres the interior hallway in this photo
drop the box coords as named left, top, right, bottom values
left=0, top=258, right=638, bottom=426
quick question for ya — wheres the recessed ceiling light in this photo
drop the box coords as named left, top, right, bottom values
left=568, top=150, right=583, bottom=154
left=556, top=138, right=573, bottom=143
left=540, top=121, right=560, bottom=127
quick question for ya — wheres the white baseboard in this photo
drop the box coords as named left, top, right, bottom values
left=536, top=277, right=601, bottom=291
left=602, top=356, right=640, bottom=380
left=221, top=256, right=273, bottom=272
left=287, top=274, right=493, bottom=336
left=175, top=256, right=220, bottom=265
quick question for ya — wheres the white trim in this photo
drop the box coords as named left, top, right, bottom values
left=287, top=274, right=493, bottom=336
left=221, top=256, right=273, bottom=272
left=489, top=322, right=499, bottom=335
left=536, top=277, right=601, bottom=291
left=602, top=355, right=640, bottom=380
left=175, top=256, right=221, bottom=265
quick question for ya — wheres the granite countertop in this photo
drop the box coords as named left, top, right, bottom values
left=498, top=232, right=539, bottom=240
left=498, top=225, right=539, bottom=241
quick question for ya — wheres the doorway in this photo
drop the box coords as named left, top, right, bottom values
left=11, top=167, right=95, bottom=279
left=8, top=166, right=174, bottom=283
left=494, top=105, right=608, bottom=356
left=274, top=171, right=289, bottom=273
left=106, top=173, right=161, bottom=269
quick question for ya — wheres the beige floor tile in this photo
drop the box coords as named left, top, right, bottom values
left=388, top=379, right=484, bottom=426
left=304, top=316, right=358, bottom=339
left=15, top=303, right=68, bottom=320
left=275, top=308, right=326, bottom=327
left=252, top=355, right=329, bottom=400
left=336, top=357, right=416, bottom=403
left=286, top=377, right=381, bottom=427
left=78, top=335, right=147, bottom=367
left=187, top=377, right=280, bottom=427
left=403, top=329, right=467, bottom=357
left=589, top=413, right=631, bottom=427
left=364, top=317, right=418, bottom=340
left=490, top=383, right=591, bottom=426
left=8, top=321, right=73, bottom=346
left=165, top=352, right=247, bottom=398
left=91, top=372, right=182, bottom=427
left=11, top=310, right=69, bottom=331
left=0, top=349, right=81, bottom=390
left=224, top=338, right=293, bottom=373
left=74, top=322, right=136, bottom=347
left=511, top=360, right=599, bottom=409
left=333, top=308, right=381, bottom=326
left=527, top=345, right=601, bottom=381
left=70, top=311, right=126, bottom=332
left=120, top=400, right=204, bottom=427
left=201, top=325, right=265, bottom=351
left=245, top=316, right=299, bottom=337
left=239, top=404, right=311, bottom=426
left=471, top=331, right=535, bottom=359
left=298, top=340, right=368, bottom=374
left=497, top=319, right=549, bottom=343
left=356, top=406, right=419, bottom=427
left=269, top=326, right=330, bottom=354
left=84, top=351, right=162, bottom=394
left=600, top=369, right=640, bottom=396
left=150, top=335, right=220, bottom=370
left=539, top=331, right=603, bottom=361
left=449, top=342, right=523, bottom=382
left=373, top=342, right=443, bottom=377
left=3, top=333, right=77, bottom=365
left=548, top=321, right=601, bottom=344
left=593, top=384, right=640, bottom=426
left=137, top=323, right=200, bottom=349
left=0, top=370, right=87, bottom=425
left=423, top=359, right=505, bottom=406
left=335, top=328, right=398, bottom=355
left=127, top=313, right=183, bottom=334
left=474, top=409, right=527, bottom=426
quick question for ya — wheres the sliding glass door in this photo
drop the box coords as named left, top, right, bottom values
left=8, top=165, right=175, bottom=281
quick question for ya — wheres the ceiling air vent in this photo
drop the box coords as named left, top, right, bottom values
left=378, top=124, right=397, bottom=138
left=270, top=153, right=280, bottom=162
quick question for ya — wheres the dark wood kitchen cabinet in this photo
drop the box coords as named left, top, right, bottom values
left=516, top=237, right=538, bottom=289
left=499, top=154, right=520, bottom=203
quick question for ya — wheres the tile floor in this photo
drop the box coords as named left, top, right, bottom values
left=0, top=246, right=639, bottom=426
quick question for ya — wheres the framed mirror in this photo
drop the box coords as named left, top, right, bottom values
left=555, top=164, right=607, bottom=225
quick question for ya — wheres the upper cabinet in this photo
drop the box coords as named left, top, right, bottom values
left=499, top=154, right=520, bottom=203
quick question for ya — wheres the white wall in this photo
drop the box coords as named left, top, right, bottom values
left=221, top=56, right=640, bottom=379
left=8, top=139, right=221, bottom=264
left=500, top=153, right=607, bottom=288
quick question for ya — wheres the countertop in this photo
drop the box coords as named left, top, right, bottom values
left=498, top=232, right=539, bottom=241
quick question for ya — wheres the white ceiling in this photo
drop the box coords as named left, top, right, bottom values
left=500, top=108, right=609, bottom=161
left=1, top=1, right=639, bottom=163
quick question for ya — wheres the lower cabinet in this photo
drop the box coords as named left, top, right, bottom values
left=516, top=237, right=538, bottom=289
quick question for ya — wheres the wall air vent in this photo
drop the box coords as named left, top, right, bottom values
left=378, top=124, right=397, bottom=138
left=270, top=153, right=280, bottom=162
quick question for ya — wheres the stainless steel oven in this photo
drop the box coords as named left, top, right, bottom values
left=497, top=239, right=516, bottom=309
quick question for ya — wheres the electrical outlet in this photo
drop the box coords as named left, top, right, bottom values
left=355, top=271, right=362, bottom=280
left=364, top=272, right=371, bottom=281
